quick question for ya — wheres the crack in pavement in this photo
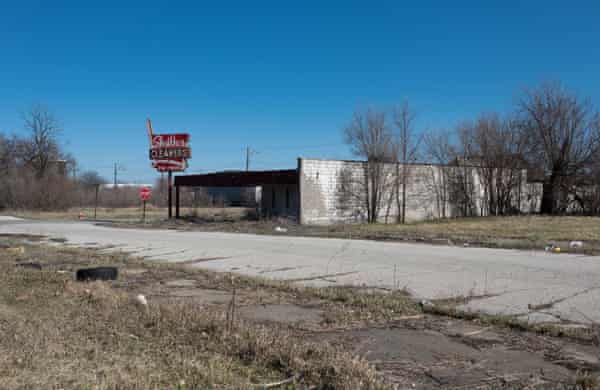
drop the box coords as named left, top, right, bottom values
left=177, top=257, right=231, bottom=264
left=259, top=266, right=304, bottom=274
left=284, top=271, right=359, bottom=283
left=527, top=285, right=600, bottom=312
left=142, top=249, right=189, bottom=259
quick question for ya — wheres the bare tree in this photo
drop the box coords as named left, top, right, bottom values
left=423, top=130, right=477, bottom=218
left=79, top=170, right=107, bottom=189
left=458, top=113, right=528, bottom=215
left=423, top=131, right=453, bottom=218
left=519, top=82, right=600, bottom=214
left=391, top=103, right=421, bottom=223
left=78, top=170, right=107, bottom=218
left=0, top=134, right=15, bottom=173
left=343, top=109, right=394, bottom=223
left=20, top=105, right=62, bottom=178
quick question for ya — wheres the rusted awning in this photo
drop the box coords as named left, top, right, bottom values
left=174, top=169, right=298, bottom=187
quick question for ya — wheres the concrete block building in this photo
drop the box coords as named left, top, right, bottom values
left=174, top=158, right=542, bottom=224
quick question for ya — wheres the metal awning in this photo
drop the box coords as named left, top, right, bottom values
left=174, top=169, right=298, bottom=187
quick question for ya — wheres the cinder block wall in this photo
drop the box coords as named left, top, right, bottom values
left=299, top=158, right=446, bottom=224
left=298, top=158, right=540, bottom=225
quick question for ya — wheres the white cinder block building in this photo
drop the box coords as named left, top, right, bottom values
left=174, top=158, right=542, bottom=225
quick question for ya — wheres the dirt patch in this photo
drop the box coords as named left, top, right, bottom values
left=239, top=304, right=324, bottom=327
left=0, top=233, right=45, bottom=241
left=322, top=327, right=573, bottom=388
left=2, top=237, right=600, bottom=388
left=163, top=278, right=197, bottom=288
left=443, top=322, right=505, bottom=345
left=165, top=288, right=233, bottom=304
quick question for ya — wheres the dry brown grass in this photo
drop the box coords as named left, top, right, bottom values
left=8, top=206, right=250, bottom=224
left=0, top=240, right=390, bottom=389
left=363, top=215, right=600, bottom=243
left=164, top=215, right=600, bottom=254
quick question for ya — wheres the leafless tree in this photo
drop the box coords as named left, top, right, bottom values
left=79, top=170, right=107, bottom=189
left=458, top=113, right=528, bottom=215
left=343, top=109, right=394, bottom=223
left=20, top=105, right=62, bottom=178
left=423, top=130, right=477, bottom=218
left=422, top=131, right=453, bottom=218
left=519, top=82, right=600, bottom=214
left=391, top=103, right=421, bottom=223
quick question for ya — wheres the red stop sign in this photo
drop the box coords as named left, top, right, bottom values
left=140, top=187, right=152, bottom=201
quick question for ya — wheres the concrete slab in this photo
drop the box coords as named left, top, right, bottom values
left=324, top=328, right=571, bottom=388
left=2, top=219, right=600, bottom=324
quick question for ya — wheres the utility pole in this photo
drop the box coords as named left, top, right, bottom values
left=246, top=147, right=257, bottom=171
left=113, top=163, right=125, bottom=187
left=246, top=147, right=250, bottom=171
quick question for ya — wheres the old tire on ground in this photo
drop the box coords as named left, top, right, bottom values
left=16, top=262, right=42, bottom=270
left=76, top=267, right=118, bottom=282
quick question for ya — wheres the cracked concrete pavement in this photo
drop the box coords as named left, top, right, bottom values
left=2, top=218, right=600, bottom=324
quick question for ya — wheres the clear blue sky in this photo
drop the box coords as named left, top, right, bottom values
left=1, top=1, right=599, bottom=183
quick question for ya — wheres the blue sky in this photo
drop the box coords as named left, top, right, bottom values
left=1, top=1, right=599, bottom=183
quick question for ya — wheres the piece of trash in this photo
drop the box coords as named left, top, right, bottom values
left=569, top=241, right=584, bottom=249
left=78, top=212, right=85, bottom=220
left=274, top=226, right=288, bottom=233
left=545, top=244, right=561, bottom=253
left=135, top=294, right=147, bottom=306
left=419, top=299, right=435, bottom=310
left=7, top=246, right=25, bottom=255
left=463, top=243, right=470, bottom=247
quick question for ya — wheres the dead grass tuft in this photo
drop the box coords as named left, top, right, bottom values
left=0, top=242, right=390, bottom=389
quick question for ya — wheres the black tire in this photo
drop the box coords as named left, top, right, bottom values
left=16, top=262, right=42, bottom=270
left=76, top=267, right=118, bottom=282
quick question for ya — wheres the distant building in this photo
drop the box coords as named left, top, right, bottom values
left=100, top=183, right=153, bottom=189
left=49, top=160, right=68, bottom=176
left=174, top=158, right=543, bottom=225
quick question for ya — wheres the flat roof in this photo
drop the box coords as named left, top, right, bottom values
left=175, top=169, right=298, bottom=187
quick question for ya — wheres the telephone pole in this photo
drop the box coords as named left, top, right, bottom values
left=246, top=147, right=250, bottom=171
left=113, top=163, right=125, bottom=186
left=245, top=147, right=257, bottom=171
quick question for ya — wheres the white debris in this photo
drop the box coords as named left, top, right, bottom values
left=274, top=226, right=288, bottom=233
left=0, top=216, right=24, bottom=221
left=135, top=294, right=148, bottom=306
left=569, top=241, right=584, bottom=249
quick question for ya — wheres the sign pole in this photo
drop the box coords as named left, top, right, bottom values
left=146, top=119, right=190, bottom=217
left=168, top=170, right=173, bottom=219
left=142, top=199, right=146, bottom=223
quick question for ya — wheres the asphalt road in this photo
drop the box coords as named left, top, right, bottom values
left=2, top=218, right=600, bottom=324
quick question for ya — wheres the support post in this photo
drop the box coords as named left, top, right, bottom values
left=175, top=185, right=180, bottom=218
left=297, top=158, right=302, bottom=224
left=142, top=199, right=146, bottom=223
left=94, top=185, right=99, bottom=220
left=168, top=170, right=173, bottom=219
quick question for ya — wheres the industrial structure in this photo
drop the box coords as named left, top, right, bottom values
left=174, top=158, right=542, bottom=225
